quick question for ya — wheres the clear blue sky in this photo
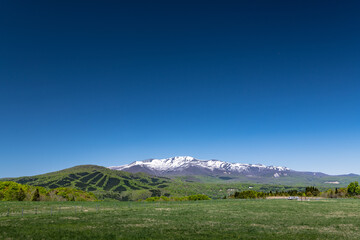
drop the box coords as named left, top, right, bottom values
left=1, top=1, right=360, bottom=177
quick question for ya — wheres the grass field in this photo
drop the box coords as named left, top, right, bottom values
left=1, top=199, right=360, bottom=239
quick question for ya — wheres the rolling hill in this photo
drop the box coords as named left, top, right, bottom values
left=2, top=165, right=171, bottom=201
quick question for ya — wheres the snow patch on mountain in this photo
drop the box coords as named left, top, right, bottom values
left=108, top=156, right=290, bottom=174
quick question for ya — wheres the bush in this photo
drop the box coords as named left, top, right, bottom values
left=347, top=181, right=360, bottom=196
left=0, top=181, right=28, bottom=201
left=187, top=194, right=211, bottom=201
left=234, top=190, right=265, bottom=199
left=305, top=187, right=320, bottom=196
left=17, top=188, right=26, bottom=201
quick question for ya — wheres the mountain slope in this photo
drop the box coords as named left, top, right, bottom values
left=2, top=165, right=170, bottom=200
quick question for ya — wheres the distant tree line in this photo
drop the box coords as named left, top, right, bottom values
left=0, top=181, right=97, bottom=201
left=227, top=182, right=360, bottom=199
left=228, top=187, right=321, bottom=199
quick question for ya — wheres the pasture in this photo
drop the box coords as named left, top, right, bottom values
left=1, top=199, right=360, bottom=239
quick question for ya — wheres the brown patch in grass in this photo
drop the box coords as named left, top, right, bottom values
left=124, top=223, right=154, bottom=228
left=251, top=223, right=274, bottom=229
left=314, top=211, right=358, bottom=218
left=61, top=217, right=80, bottom=220
left=288, top=225, right=314, bottom=231
left=155, top=208, right=171, bottom=211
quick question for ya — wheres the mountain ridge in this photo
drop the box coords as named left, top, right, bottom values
left=108, top=156, right=359, bottom=186
left=109, top=156, right=318, bottom=176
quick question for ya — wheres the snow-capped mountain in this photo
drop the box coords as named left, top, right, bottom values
left=108, top=156, right=291, bottom=177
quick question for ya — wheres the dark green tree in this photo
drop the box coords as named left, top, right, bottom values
left=150, top=189, right=161, bottom=197
left=31, top=188, right=40, bottom=201
left=305, top=186, right=320, bottom=196
left=347, top=181, right=359, bottom=196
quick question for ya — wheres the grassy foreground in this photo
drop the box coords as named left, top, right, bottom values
left=1, top=199, right=360, bottom=239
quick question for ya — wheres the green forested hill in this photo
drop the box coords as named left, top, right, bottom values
left=2, top=165, right=171, bottom=201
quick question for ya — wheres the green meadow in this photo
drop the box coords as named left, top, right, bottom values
left=1, top=199, right=360, bottom=239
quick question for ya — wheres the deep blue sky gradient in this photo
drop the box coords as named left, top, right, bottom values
left=1, top=1, right=360, bottom=177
